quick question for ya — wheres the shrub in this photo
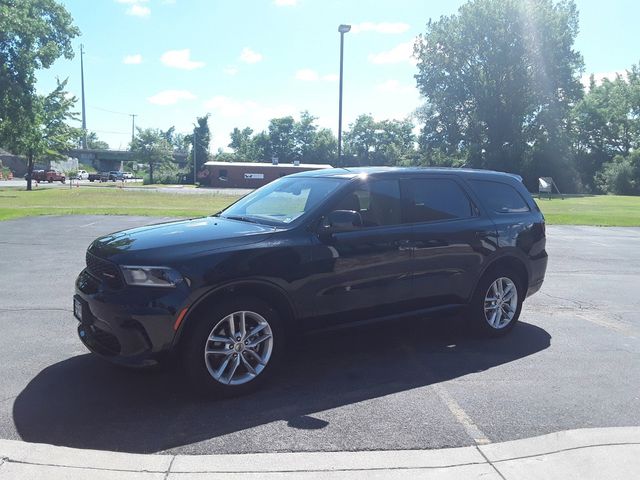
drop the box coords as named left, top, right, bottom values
left=595, top=153, right=639, bottom=195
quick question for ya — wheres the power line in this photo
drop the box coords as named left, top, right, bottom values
left=92, top=129, right=131, bottom=135
left=90, top=106, right=134, bottom=116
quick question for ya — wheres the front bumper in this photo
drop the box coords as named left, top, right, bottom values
left=74, top=269, right=188, bottom=367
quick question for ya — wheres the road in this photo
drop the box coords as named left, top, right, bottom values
left=0, top=178, right=252, bottom=196
left=0, top=216, right=638, bottom=455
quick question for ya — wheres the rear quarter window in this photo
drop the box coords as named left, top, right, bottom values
left=469, top=179, right=530, bottom=214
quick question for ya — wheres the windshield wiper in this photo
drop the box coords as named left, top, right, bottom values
left=222, top=215, right=260, bottom=224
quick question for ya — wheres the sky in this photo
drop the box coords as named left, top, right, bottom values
left=36, top=0, right=640, bottom=152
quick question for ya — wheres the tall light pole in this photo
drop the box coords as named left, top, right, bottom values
left=129, top=114, right=137, bottom=146
left=337, top=24, right=351, bottom=167
left=80, top=44, right=87, bottom=149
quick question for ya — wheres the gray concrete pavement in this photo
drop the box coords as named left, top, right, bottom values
left=0, top=217, right=639, bottom=456
left=0, top=427, right=639, bottom=479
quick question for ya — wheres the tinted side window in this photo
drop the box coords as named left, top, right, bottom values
left=469, top=180, right=530, bottom=213
left=333, top=179, right=402, bottom=227
left=407, top=178, right=473, bottom=223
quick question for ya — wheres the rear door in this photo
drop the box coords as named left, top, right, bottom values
left=402, top=176, right=497, bottom=308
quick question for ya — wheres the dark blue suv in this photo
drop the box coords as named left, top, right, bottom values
left=74, top=167, right=547, bottom=396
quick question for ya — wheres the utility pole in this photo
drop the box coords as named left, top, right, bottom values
left=193, top=130, right=197, bottom=185
left=80, top=44, right=87, bottom=149
left=129, top=114, right=137, bottom=146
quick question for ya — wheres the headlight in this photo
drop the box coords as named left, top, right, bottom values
left=120, top=266, right=184, bottom=287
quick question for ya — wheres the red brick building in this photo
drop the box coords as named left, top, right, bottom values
left=202, top=161, right=333, bottom=188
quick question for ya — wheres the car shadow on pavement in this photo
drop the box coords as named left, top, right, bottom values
left=13, top=316, right=550, bottom=453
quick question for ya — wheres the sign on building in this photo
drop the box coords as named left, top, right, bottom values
left=244, top=173, right=265, bottom=180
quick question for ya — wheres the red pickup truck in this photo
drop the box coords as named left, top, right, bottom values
left=30, top=169, right=66, bottom=183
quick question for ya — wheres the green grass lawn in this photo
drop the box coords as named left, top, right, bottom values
left=1, top=187, right=639, bottom=226
left=536, top=195, right=640, bottom=226
left=0, top=187, right=240, bottom=221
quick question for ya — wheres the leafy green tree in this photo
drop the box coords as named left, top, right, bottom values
left=414, top=0, right=584, bottom=190
left=572, top=65, right=640, bottom=190
left=268, top=116, right=296, bottom=163
left=309, top=128, right=337, bottom=165
left=18, top=79, right=81, bottom=190
left=84, top=131, right=109, bottom=150
left=131, top=127, right=174, bottom=184
left=228, top=127, right=255, bottom=160
left=186, top=114, right=211, bottom=180
left=293, top=111, right=318, bottom=161
left=0, top=0, right=80, bottom=189
left=344, top=114, right=416, bottom=166
left=595, top=150, right=640, bottom=195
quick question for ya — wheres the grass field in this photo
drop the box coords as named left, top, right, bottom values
left=0, top=187, right=239, bottom=221
left=1, top=187, right=639, bottom=226
left=535, top=195, right=640, bottom=227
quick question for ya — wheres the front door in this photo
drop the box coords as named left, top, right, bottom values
left=307, top=178, right=413, bottom=328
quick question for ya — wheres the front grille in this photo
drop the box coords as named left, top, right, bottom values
left=86, top=251, right=123, bottom=289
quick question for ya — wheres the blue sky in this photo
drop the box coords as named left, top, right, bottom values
left=36, top=0, right=640, bottom=151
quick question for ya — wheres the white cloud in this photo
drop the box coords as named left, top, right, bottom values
left=322, top=73, right=339, bottom=82
left=580, top=70, right=628, bottom=90
left=223, top=66, right=239, bottom=76
left=148, top=90, right=196, bottom=106
left=351, top=22, right=410, bottom=34
left=122, top=54, right=142, bottom=64
left=239, top=47, right=263, bottom=64
left=375, top=79, right=414, bottom=94
left=369, top=40, right=417, bottom=65
left=295, top=69, right=319, bottom=81
left=160, top=49, right=205, bottom=70
left=115, top=0, right=148, bottom=4
left=273, top=0, right=297, bottom=6
left=126, top=4, right=150, bottom=17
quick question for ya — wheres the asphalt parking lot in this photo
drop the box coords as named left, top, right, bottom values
left=0, top=216, right=639, bottom=455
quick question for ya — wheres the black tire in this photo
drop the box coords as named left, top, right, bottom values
left=181, top=297, right=285, bottom=397
left=468, top=266, right=524, bottom=337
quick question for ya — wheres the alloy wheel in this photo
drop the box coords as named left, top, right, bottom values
left=203, top=310, right=273, bottom=385
left=484, top=277, right=518, bottom=329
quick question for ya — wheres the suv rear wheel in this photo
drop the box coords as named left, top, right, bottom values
left=470, top=267, right=523, bottom=336
left=181, top=297, right=284, bottom=397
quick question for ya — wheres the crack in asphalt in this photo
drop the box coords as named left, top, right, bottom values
left=539, top=292, right=596, bottom=309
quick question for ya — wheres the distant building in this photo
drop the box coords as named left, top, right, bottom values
left=202, top=161, right=333, bottom=188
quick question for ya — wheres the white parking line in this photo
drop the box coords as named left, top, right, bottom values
left=79, top=221, right=98, bottom=227
left=432, top=383, right=491, bottom=445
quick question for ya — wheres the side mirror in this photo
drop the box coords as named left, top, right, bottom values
left=322, top=210, right=363, bottom=234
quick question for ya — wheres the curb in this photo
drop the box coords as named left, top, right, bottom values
left=0, top=427, right=639, bottom=479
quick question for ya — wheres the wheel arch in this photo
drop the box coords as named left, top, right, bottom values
left=472, top=252, right=530, bottom=301
left=173, top=280, right=298, bottom=348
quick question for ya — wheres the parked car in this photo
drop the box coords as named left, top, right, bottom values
left=75, top=169, right=89, bottom=180
left=88, top=172, right=102, bottom=182
left=74, top=167, right=547, bottom=396
left=108, top=170, right=124, bottom=181
left=122, top=172, right=134, bottom=180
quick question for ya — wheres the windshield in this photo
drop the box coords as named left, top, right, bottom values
left=219, top=176, right=344, bottom=225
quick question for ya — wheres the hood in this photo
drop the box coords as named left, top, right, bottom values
left=89, top=216, right=277, bottom=264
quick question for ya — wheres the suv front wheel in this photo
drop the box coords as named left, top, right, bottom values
left=469, top=267, right=524, bottom=336
left=182, top=297, right=284, bottom=397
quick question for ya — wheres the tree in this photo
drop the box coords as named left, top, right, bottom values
left=268, top=116, right=296, bottom=163
left=186, top=114, right=211, bottom=180
left=572, top=65, right=640, bottom=190
left=0, top=0, right=80, bottom=160
left=414, top=0, right=584, bottom=190
left=17, top=79, right=81, bottom=190
left=293, top=111, right=318, bottom=161
left=595, top=150, right=640, bottom=195
left=344, top=114, right=416, bottom=166
left=131, top=128, right=174, bottom=184
left=228, top=127, right=254, bottom=160
left=84, top=131, right=109, bottom=150
left=309, top=128, right=337, bottom=165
